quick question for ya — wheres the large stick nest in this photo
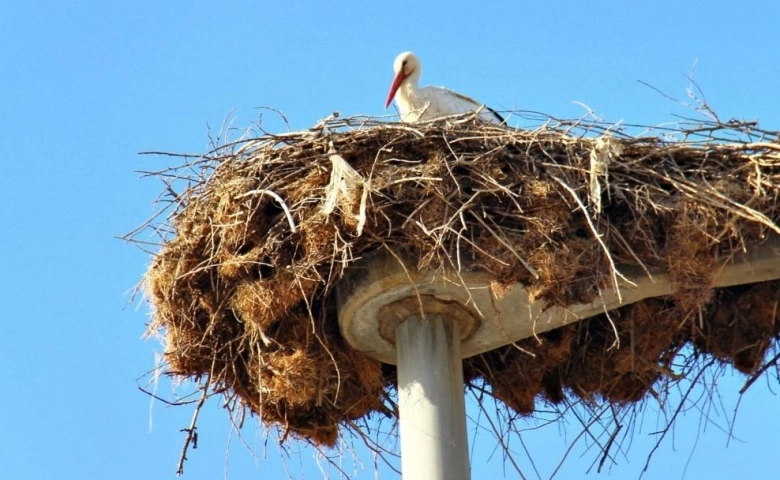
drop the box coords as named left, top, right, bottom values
left=138, top=113, right=780, bottom=448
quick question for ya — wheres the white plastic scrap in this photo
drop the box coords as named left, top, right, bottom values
left=589, top=136, right=624, bottom=215
left=322, top=142, right=368, bottom=236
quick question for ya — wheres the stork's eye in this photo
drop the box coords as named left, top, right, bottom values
left=402, top=60, right=407, bottom=66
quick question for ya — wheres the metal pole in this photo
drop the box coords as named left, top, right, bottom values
left=396, top=315, right=470, bottom=480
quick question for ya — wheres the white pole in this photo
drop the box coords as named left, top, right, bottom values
left=396, top=315, right=470, bottom=480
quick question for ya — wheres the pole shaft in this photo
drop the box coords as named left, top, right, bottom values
left=396, top=315, right=470, bottom=480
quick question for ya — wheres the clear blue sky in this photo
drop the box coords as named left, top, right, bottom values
left=1, top=1, right=778, bottom=479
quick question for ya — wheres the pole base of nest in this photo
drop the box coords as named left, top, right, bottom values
left=337, top=239, right=780, bottom=365
left=378, top=295, right=479, bottom=345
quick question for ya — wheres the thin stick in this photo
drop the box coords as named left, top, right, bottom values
left=176, top=383, right=210, bottom=476
left=552, top=176, right=634, bottom=300
left=237, top=188, right=297, bottom=233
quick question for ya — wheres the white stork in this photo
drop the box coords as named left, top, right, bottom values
left=384, top=51, right=505, bottom=124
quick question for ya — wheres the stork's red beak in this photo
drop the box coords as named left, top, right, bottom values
left=385, top=71, right=407, bottom=109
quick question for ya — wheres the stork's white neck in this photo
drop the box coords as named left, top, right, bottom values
left=405, top=68, right=421, bottom=88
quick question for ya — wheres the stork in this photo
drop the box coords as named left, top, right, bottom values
left=385, top=51, right=505, bottom=124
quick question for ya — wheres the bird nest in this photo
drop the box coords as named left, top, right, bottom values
left=134, top=112, right=780, bottom=465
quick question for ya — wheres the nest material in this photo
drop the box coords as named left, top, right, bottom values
left=142, top=114, right=780, bottom=446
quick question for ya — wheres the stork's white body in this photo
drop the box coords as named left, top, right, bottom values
left=385, top=52, right=504, bottom=124
left=394, top=82, right=503, bottom=123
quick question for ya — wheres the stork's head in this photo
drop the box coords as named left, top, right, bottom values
left=385, top=51, right=421, bottom=108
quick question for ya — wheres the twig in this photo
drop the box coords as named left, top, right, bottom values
left=739, top=350, right=780, bottom=394
left=641, top=358, right=716, bottom=476
left=552, top=176, right=634, bottom=300
left=176, top=382, right=211, bottom=476
left=237, top=188, right=297, bottom=233
left=597, top=423, right=622, bottom=473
